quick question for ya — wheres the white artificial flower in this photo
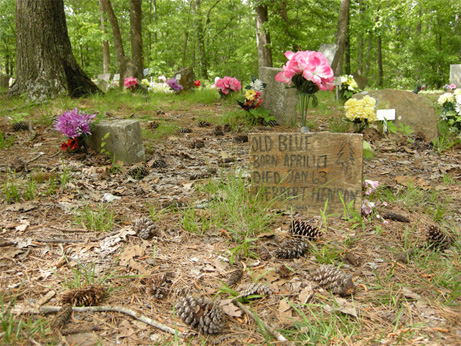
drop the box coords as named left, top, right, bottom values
left=438, top=93, right=454, bottom=106
left=455, top=88, right=461, bottom=96
left=250, top=79, right=264, bottom=91
left=456, top=102, right=461, bottom=115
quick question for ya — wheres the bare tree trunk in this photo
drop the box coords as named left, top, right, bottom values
left=194, top=0, right=208, bottom=79
left=331, top=0, right=350, bottom=76
left=345, top=31, right=351, bottom=75
left=130, top=0, right=143, bottom=80
left=357, top=0, right=365, bottom=75
left=377, top=36, right=383, bottom=87
left=11, top=0, right=100, bottom=100
left=99, top=0, right=110, bottom=74
left=255, top=0, right=272, bottom=77
left=365, top=35, right=372, bottom=77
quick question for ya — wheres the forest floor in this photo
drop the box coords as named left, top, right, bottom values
left=0, top=90, right=460, bottom=346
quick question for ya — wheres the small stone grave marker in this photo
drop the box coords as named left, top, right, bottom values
left=259, top=67, right=298, bottom=126
left=450, top=64, right=461, bottom=86
left=113, top=74, right=120, bottom=81
left=249, top=132, right=363, bottom=216
left=172, top=67, right=194, bottom=91
left=98, top=73, right=111, bottom=82
left=86, top=119, right=146, bottom=165
left=143, top=68, right=150, bottom=76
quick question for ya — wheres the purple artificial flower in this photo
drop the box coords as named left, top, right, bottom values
left=363, top=180, right=380, bottom=195
left=53, top=108, right=96, bottom=138
left=166, top=78, right=183, bottom=92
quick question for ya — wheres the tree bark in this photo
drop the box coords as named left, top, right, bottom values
left=255, top=1, right=272, bottom=77
left=99, top=0, right=110, bottom=74
left=377, top=36, right=383, bottom=87
left=130, top=0, right=143, bottom=80
left=331, top=0, right=350, bottom=76
left=11, top=0, right=100, bottom=100
left=194, top=0, right=208, bottom=79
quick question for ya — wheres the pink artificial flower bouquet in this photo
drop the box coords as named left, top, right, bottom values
left=275, top=50, right=335, bottom=93
left=215, top=76, right=242, bottom=96
left=124, top=77, right=138, bottom=90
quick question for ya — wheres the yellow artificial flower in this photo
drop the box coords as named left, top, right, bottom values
left=438, top=93, right=454, bottom=106
left=344, top=96, right=376, bottom=122
left=245, top=89, right=256, bottom=101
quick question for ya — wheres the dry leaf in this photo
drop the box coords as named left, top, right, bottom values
left=120, top=245, right=145, bottom=266
left=298, top=285, right=315, bottom=304
left=278, top=299, right=292, bottom=320
left=220, top=299, right=242, bottom=318
left=324, top=297, right=358, bottom=317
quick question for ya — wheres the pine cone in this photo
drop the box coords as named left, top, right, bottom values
left=427, top=225, right=454, bottom=250
left=135, top=216, right=157, bottom=240
left=152, top=158, right=167, bottom=169
left=175, top=296, right=225, bottom=335
left=274, top=238, right=310, bottom=259
left=50, top=303, right=72, bottom=331
left=290, top=220, right=322, bottom=241
left=144, top=273, right=174, bottom=300
left=226, top=268, right=243, bottom=287
left=223, top=123, right=232, bottom=132
left=189, top=139, right=205, bottom=149
left=127, top=164, right=149, bottom=179
left=213, top=125, right=224, bottom=136
left=12, top=121, right=29, bottom=131
left=61, top=285, right=106, bottom=306
left=278, top=265, right=293, bottom=279
left=238, top=283, right=273, bottom=298
left=147, top=121, right=159, bottom=130
left=189, top=172, right=210, bottom=180
left=233, top=134, right=248, bottom=143
left=198, top=121, right=210, bottom=127
left=309, top=265, right=355, bottom=296
left=260, top=119, right=279, bottom=127
left=179, top=127, right=192, bottom=134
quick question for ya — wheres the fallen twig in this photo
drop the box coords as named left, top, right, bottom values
left=17, top=305, right=185, bottom=338
left=234, top=301, right=294, bottom=345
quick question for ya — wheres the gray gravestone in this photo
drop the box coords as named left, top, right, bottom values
left=318, top=44, right=338, bottom=65
left=353, top=89, right=438, bottom=141
left=113, top=74, right=120, bottom=81
left=86, top=119, right=146, bottom=164
left=450, top=64, right=461, bottom=87
left=97, top=73, right=111, bottom=92
left=172, top=67, right=194, bottom=91
left=249, top=132, right=363, bottom=216
left=259, top=67, right=298, bottom=126
left=143, top=68, right=150, bottom=76
left=98, top=73, right=111, bottom=82
left=351, top=73, right=368, bottom=90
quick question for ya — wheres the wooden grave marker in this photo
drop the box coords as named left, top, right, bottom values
left=249, top=132, right=363, bottom=216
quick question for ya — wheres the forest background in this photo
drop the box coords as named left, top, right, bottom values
left=0, top=0, right=460, bottom=90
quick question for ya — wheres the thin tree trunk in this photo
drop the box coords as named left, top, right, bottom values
left=357, top=0, right=365, bottom=75
left=12, top=0, right=100, bottom=100
left=345, top=31, right=351, bottom=75
left=377, top=36, right=383, bottom=87
left=365, top=35, right=372, bottom=77
left=99, top=0, right=110, bottom=74
left=331, top=0, right=350, bottom=76
left=100, top=0, right=125, bottom=64
left=195, top=0, right=208, bottom=79
left=255, top=0, right=272, bottom=77
left=130, top=0, right=143, bottom=80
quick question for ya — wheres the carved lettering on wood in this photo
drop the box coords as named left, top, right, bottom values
left=249, top=133, right=363, bottom=216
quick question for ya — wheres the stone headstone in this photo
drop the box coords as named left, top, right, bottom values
left=97, top=73, right=111, bottom=82
left=351, top=73, right=368, bottom=90
left=249, top=132, right=363, bottom=216
left=450, top=64, right=461, bottom=87
left=86, top=119, right=146, bottom=164
left=259, top=67, right=298, bottom=126
left=172, top=67, right=194, bottom=91
left=143, top=68, right=150, bottom=76
left=0, top=74, right=9, bottom=89
left=353, top=89, right=438, bottom=141
left=318, top=44, right=338, bottom=65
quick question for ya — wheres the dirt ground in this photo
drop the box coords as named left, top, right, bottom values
left=0, top=96, right=460, bottom=346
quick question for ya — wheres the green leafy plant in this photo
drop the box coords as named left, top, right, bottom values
left=3, top=170, right=20, bottom=203
left=0, top=131, right=15, bottom=149
left=386, top=120, right=414, bottom=136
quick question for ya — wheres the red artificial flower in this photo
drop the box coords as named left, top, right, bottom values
left=61, top=138, right=79, bottom=152
left=194, top=80, right=201, bottom=87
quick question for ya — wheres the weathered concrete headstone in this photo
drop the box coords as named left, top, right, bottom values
left=351, top=73, right=368, bottom=90
left=259, top=67, right=298, bottom=126
left=173, top=67, right=194, bottom=91
left=450, top=64, right=461, bottom=86
left=97, top=73, right=111, bottom=92
left=0, top=74, right=9, bottom=90
left=113, top=74, right=120, bottom=81
left=249, top=132, right=363, bottom=216
left=86, top=119, right=146, bottom=165
left=319, top=44, right=338, bottom=65
left=143, top=68, right=150, bottom=76
left=353, top=89, right=439, bottom=141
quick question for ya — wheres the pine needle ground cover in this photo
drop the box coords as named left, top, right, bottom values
left=0, top=90, right=460, bottom=345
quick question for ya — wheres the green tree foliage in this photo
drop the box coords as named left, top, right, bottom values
left=1, top=0, right=459, bottom=89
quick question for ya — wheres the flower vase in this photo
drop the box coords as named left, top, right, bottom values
left=298, top=92, right=317, bottom=132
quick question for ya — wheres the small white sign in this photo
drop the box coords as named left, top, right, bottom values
left=377, top=109, right=396, bottom=121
